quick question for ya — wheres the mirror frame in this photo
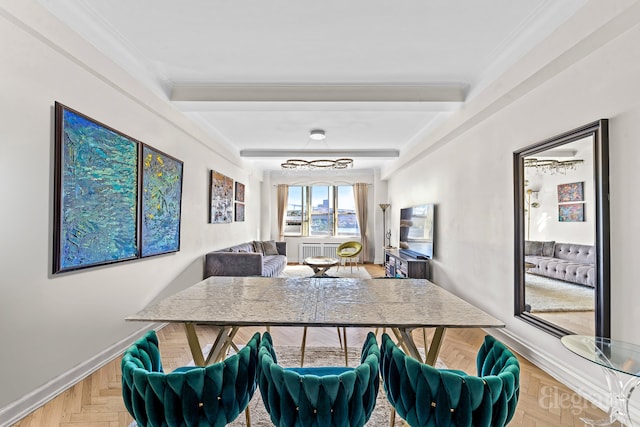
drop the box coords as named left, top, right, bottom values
left=513, top=120, right=610, bottom=338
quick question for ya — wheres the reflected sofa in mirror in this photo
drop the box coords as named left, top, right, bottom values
left=513, top=120, right=610, bottom=338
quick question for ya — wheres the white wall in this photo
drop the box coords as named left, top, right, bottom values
left=386, top=0, right=640, bottom=409
left=0, top=2, right=262, bottom=417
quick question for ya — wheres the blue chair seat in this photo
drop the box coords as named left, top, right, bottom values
left=121, top=330, right=260, bottom=427
left=258, top=331, right=380, bottom=427
left=380, top=333, right=520, bottom=427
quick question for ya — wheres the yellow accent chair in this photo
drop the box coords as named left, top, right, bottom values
left=336, top=241, right=363, bottom=272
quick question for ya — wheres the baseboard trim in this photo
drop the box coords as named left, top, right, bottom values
left=488, top=328, right=612, bottom=414
left=0, top=323, right=165, bottom=427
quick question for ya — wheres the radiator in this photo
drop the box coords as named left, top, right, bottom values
left=298, top=242, right=343, bottom=263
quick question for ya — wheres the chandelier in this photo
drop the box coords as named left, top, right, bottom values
left=280, top=129, right=354, bottom=171
left=281, top=158, right=354, bottom=170
left=524, top=158, right=583, bottom=174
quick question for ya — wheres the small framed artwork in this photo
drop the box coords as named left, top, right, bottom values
left=557, top=182, right=584, bottom=203
left=235, top=202, right=245, bottom=222
left=210, top=170, right=233, bottom=223
left=53, top=102, right=139, bottom=273
left=235, top=181, right=245, bottom=202
left=558, top=203, right=585, bottom=222
left=140, top=145, right=184, bottom=257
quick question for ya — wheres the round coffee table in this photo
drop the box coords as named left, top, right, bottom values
left=303, top=256, right=339, bottom=277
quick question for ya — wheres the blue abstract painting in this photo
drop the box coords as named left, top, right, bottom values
left=141, top=145, right=183, bottom=257
left=55, top=105, right=139, bottom=272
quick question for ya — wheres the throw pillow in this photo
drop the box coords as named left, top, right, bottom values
left=524, top=240, right=543, bottom=256
left=261, top=240, right=279, bottom=256
left=541, top=241, right=555, bottom=257
left=252, top=240, right=263, bottom=254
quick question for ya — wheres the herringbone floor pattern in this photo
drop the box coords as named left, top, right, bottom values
left=13, top=265, right=617, bottom=426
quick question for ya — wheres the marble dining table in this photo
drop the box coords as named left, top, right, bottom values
left=126, top=276, right=504, bottom=367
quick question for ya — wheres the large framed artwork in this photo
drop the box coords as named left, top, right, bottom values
left=557, top=182, right=584, bottom=203
left=141, top=145, right=184, bottom=257
left=558, top=203, right=585, bottom=222
left=210, top=170, right=233, bottom=223
left=54, top=103, right=139, bottom=273
left=53, top=102, right=184, bottom=274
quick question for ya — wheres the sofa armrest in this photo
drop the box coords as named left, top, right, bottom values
left=204, top=252, right=263, bottom=278
left=276, top=241, right=287, bottom=256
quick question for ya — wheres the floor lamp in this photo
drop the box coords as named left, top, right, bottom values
left=379, top=203, right=390, bottom=248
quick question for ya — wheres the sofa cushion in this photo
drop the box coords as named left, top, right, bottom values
left=263, top=255, right=287, bottom=277
left=261, top=240, right=279, bottom=256
left=553, top=243, right=595, bottom=264
left=525, top=240, right=555, bottom=256
left=541, top=241, right=555, bottom=257
left=219, top=242, right=255, bottom=253
left=524, top=241, right=543, bottom=256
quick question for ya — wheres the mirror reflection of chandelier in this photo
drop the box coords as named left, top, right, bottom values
left=281, top=158, right=353, bottom=170
left=524, top=158, right=583, bottom=174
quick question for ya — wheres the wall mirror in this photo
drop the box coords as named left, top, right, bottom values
left=514, top=120, right=610, bottom=338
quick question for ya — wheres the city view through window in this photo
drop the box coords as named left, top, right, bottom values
left=286, top=185, right=359, bottom=237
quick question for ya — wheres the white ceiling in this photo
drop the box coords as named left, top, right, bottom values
left=39, top=0, right=586, bottom=172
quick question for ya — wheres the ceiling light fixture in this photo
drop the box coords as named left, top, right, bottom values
left=524, top=158, right=583, bottom=174
left=281, top=129, right=353, bottom=171
left=309, top=129, right=326, bottom=140
left=281, top=158, right=353, bottom=170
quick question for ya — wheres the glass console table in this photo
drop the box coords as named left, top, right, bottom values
left=561, top=335, right=640, bottom=426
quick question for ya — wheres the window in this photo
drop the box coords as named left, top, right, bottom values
left=285, top=185, right=359, bottom=237
left=285, top=186, right=304, bottom=236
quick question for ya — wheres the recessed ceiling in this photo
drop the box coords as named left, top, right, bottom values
left=39, top=0, right=586, bottom=173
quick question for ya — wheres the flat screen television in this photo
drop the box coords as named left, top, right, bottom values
left=399, top=204, right=435, bottom=259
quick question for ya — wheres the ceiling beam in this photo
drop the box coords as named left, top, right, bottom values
left=171, top=84, right=467, bottom=102
left=240, top=149, right=399, bottom=158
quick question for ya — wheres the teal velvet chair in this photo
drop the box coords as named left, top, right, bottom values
left=380, top=333, right=520, bottom=427
left=258, top=331, right=380, bottom=427
left=121, top=330, right=260, bottom=427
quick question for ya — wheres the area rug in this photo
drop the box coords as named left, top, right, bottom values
left=128, top=345, right=443, bottom=426
left=279, top=263, right=372, bottom=279
left=525, top=273, right=594, bottom=313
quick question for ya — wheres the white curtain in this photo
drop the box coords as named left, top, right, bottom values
left=353, top=183, right=369, bottom=263
left=276, top=184, right=288, bottom=241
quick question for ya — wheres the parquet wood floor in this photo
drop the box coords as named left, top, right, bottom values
left=13, top=265, right=618, bottom=426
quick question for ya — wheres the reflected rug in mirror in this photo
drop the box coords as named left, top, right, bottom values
left=525, top=273, right=594, bottom=312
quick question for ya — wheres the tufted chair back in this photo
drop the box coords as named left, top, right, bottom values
left=258, top=331, right=380, bottom=427
left=380, top=333, right=520, bottom=427
left=121, top=330, right=260, bottom=427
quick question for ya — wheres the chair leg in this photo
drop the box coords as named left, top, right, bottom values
left=337, top=327, right=343, bottom=349
left=300, top=326, right=308, bottom=366
left=245, top=406, right=251, bottom=427
left=342, top=327, right=348, bottom=367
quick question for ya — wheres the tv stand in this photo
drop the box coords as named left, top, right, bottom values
left=384, top=248, right=430, bottom=279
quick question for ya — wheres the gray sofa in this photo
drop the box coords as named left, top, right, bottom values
left=204, top=241, right=287, bottom=278
left=525, top=241, right=595, bottom=287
